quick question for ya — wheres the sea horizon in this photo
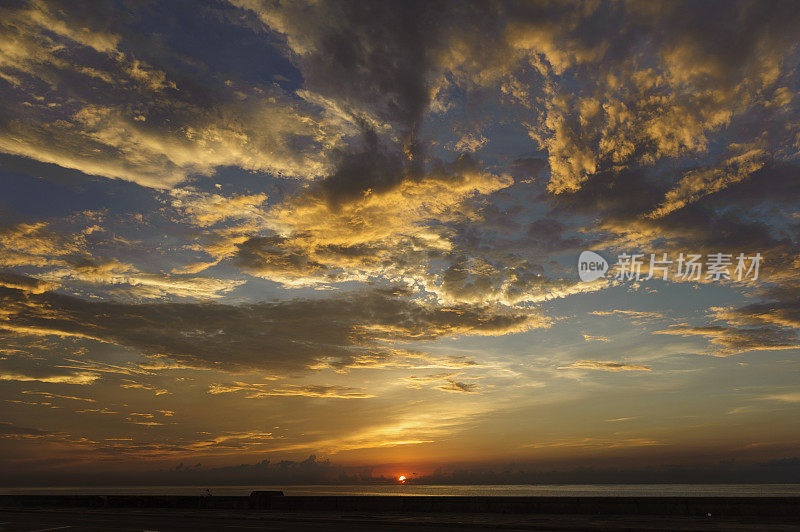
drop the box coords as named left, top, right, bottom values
left=4, top=483, right=800, bottom=498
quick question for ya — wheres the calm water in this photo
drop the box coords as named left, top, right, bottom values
left=3, top=484, right=800, bottom=497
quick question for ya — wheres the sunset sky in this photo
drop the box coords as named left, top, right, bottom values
left=1, top=0, right=800, bottom=483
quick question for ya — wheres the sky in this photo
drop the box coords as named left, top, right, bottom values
left=1, top=0, right=800, bottom=484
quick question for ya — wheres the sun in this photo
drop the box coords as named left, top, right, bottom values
left=398, top=475, right=406, bottom=482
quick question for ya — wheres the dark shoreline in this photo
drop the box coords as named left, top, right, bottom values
left=2, top=494, right=800, bottom=530
left=2, top=492, right=800, bottom=516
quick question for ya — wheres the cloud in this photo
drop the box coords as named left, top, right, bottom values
left=233, top=233, right=329, bottom=284
left=554, top=163, right=799, bottom=292
left=215, top=1, right=526, bottom=297
left=557, top=361, right=652, bottom=372
left=0, top=278, right=546, bottom=373
left=50, top=258, right=246, bottom=300
left=590, top=310, right=664, bottom=321
left=710, top=303, right=800, bottom=330
left=0, top=270, right=54, bottom=293
left=0, top=421, right=52, bottom=437
left=169, top=189, right=269, bottom=228
left=0, top=372, right=99, bottom=385
left=435, top=379, right=480, bottom=394
left=652, top=295, right=800, bottom=356
left=0, top=222, right=80, bottom=268
left=76, top=408, right=117, bottom=415
left=583, top=334, right=610, bottom=342
left=0, top=221, right=243, bottom=300
left=762, top=393, right=800, bottom=403
left=404, top=372, right=480, bottom=393
left=522, top=436, right=663, bottom=450
left=222, top=152, right=514, bottom=289
left=165, top=149, right=516, bottom=292
left=0, top=1, right=343, bottom=188
left=21, top=391, right=95, bottom=403
left=0, top=92, right=338, bottom=190
left=209, top=382, right=374, bottom=399
left=435, top=255, right=594, bottom=305
left=234, top=0, right=480, bottom=145
left=405, top=372, right=461, bottom=387
left=316, top=350, right=481, bottom=372
left=647, top=143, right=768, bottom=218
left=525, top=218, right=583, bottom=253
left=655, top=325, right=799, bottom=355
left=503, top=1, right=800, bottom=194
left=119, top=381, right=170, bottom=396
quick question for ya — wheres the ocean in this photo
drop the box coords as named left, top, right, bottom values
left=3, top=484, right=800, bottom=497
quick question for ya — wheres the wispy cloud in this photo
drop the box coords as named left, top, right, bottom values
left=557, top=361, right=652, bottom=372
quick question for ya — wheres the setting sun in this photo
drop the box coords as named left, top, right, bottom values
left=398, top=476, right=406, bottom=482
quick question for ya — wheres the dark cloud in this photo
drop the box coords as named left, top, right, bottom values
left=553, top=166, right=797, bottom=269
left=0, top=270, right=52, bottom=293
left=554, top=162, right=800, bottom=354
left=177, top=455, right=355, bottom=483
left=296, top=1, right=429, bottom=141
left=240, top=0, right=510, bottom=206
left=656, top=325, right=799, bottom=355
left=716, top=299, right=800, bottom=330
left=234, top=233, right=327, bottom=277
left=436, top=379, right=479, bottom=394
left=709, top=162, right=800, bottom=209
left=260, top=0, right=504, bottom=145
left=0, top=279, right=544, bottom=373
left=660, top=291, right=800, bottom=355
left=0, top=454, right=378, bottom=486
left=629, top=0, right=800, bottom=81
left=305, top=136, right=485, bottom=209
left=436, top=251, right=590, bottom=305
left=310, top=129, right=408, bottom=206
left=0, top=421, right=51, bottom=436
left=525, top=219, right=582, bottom=253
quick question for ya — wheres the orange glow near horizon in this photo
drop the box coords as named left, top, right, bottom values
left=398, top=475, right=406, bottom=482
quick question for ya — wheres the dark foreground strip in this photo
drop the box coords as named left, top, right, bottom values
left=1, top=493, right=800, bottom=518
